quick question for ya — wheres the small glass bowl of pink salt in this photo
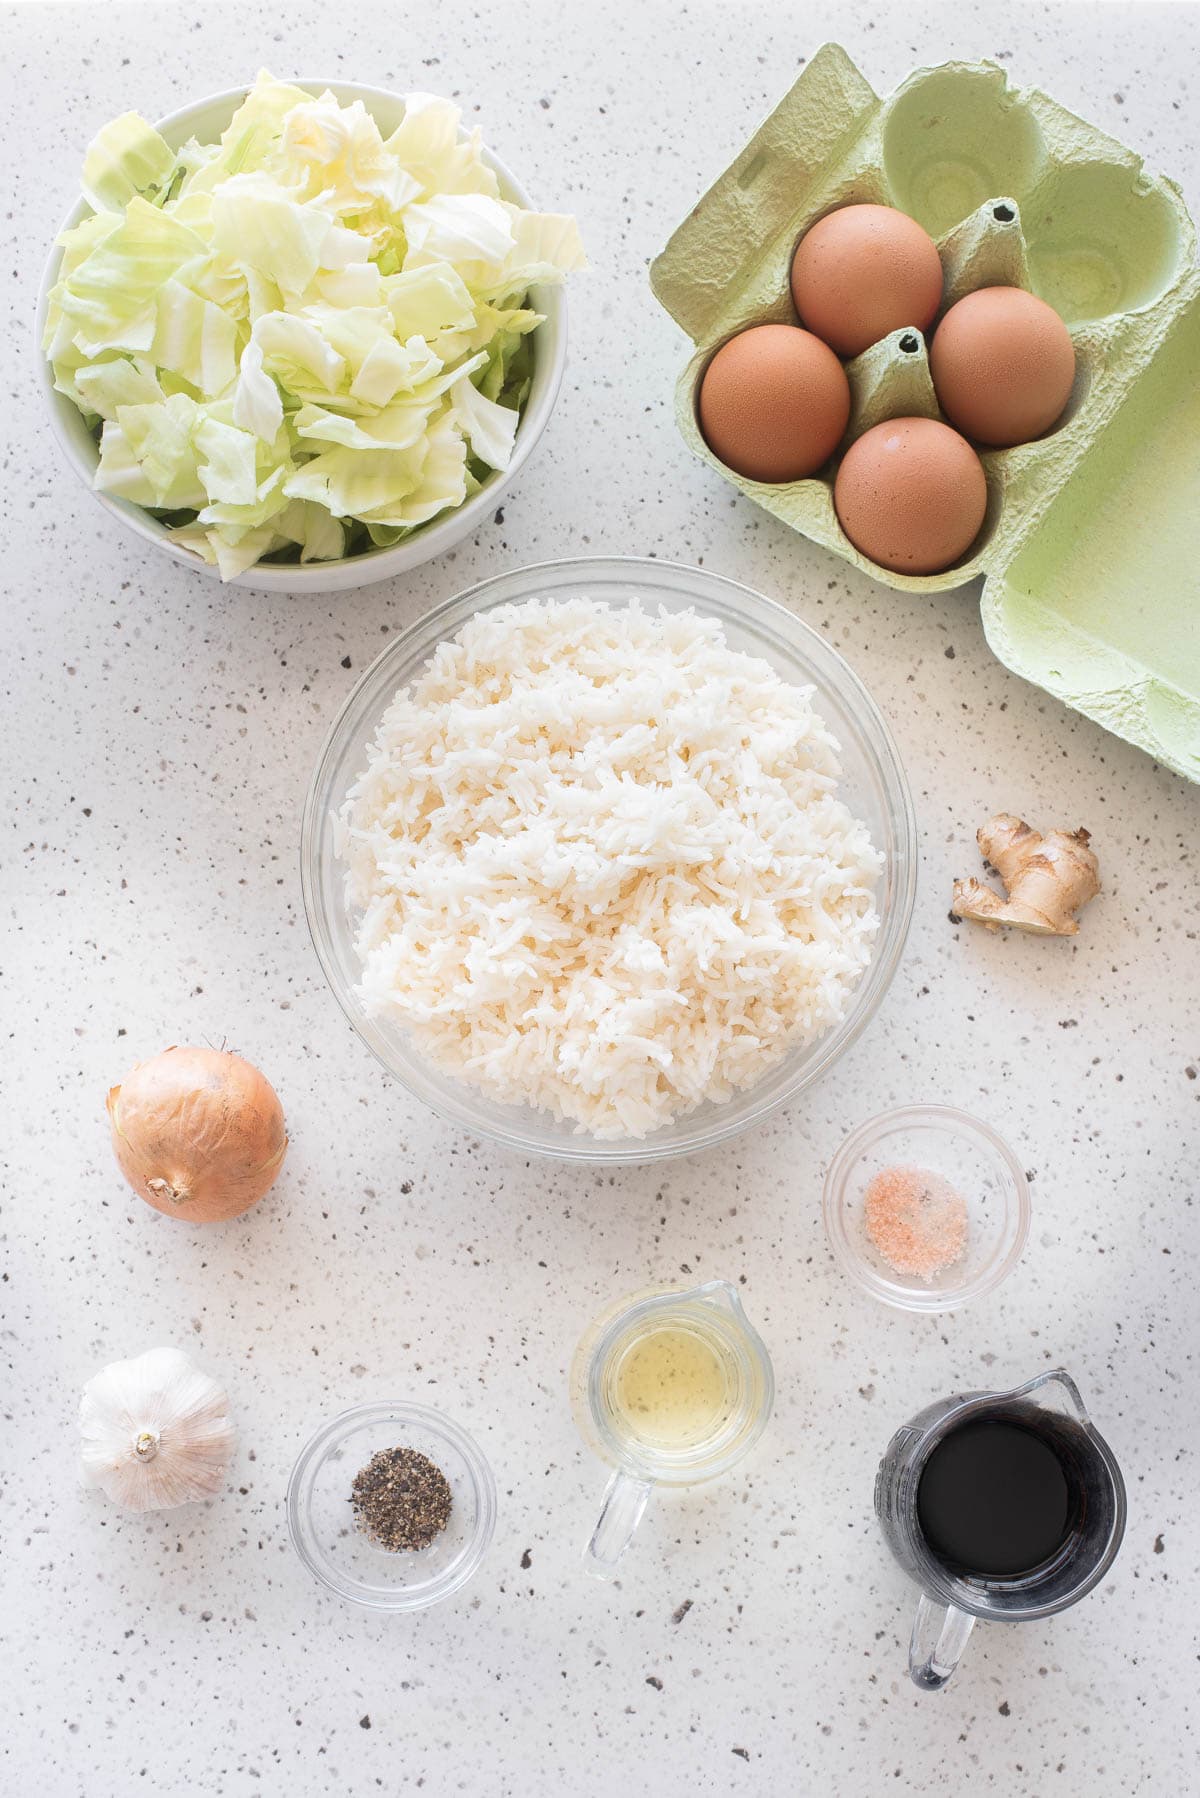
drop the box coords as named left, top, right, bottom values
left=822, top=1105, right=1031, bottom=1313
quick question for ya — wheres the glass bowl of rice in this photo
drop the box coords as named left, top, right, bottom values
left=301, top=556, right=917, bottom=1163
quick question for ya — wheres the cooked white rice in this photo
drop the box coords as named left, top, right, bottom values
left=337, top=595, right=882, bottom=1137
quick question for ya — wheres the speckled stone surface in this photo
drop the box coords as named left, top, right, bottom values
left=3, top=4, right=1197, bottom=1793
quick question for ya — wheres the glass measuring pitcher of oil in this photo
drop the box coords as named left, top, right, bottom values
left=570, top=1279, right=774, bottom=1579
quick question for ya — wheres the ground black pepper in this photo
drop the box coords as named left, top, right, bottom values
left=350, top=1446, right=453, bottom=1551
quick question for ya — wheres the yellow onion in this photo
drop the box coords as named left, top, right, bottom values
left=107, top=1046, right=287, bottom=1223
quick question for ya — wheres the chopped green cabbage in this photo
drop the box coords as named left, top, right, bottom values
left=45, top=73, right=585, bottom=578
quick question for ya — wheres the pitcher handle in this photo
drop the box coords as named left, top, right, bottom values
left=584, top=1471, right=653, bottom=1580
left=909, top=1594, right=976, bottom=1690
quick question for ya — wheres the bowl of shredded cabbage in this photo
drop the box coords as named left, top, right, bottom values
left=37, top=74, right=584, bottom=588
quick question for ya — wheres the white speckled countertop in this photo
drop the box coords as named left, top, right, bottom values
left=4, top=3, right=1197, bottom=1793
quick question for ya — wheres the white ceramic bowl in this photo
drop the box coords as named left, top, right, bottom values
left=35, top=79, right=568, bottom=593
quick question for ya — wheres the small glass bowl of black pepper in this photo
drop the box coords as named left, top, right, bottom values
left=287, top=1401, right=497, bottom=1611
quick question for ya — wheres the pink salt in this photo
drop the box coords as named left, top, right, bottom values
left=863, top=1163, right=968, bottom=1280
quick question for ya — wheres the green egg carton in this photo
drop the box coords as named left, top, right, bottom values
left=650, top=43, right=1200, bottom=782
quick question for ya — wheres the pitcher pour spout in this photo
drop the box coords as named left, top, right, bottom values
left=1014, top=1367, right=1091, bottom=1426
left=695, top=1277, right=744, bottom=1315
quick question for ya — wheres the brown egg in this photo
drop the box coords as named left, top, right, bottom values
left=697, top=324, right=851, bottom=483
left=930, top=287, right=1076, bottom=447
left=834, top=417, right=988, bottom=575
left=790, top=204, right=944, bottom=358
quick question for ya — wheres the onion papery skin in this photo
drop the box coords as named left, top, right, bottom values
left=107, top=1045, right=287, bottom=1223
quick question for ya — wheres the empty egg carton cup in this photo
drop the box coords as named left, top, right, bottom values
left=651, top=45, right=1200, bottom=783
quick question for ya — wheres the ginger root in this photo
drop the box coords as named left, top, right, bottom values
left=952, top=813, right=1100, bottom=936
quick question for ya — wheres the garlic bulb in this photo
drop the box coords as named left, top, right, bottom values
left=80, top=1347, right=236, bottom=1512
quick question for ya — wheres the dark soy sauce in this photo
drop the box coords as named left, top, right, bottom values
left=917, top=1415, right=1079, bottom=1579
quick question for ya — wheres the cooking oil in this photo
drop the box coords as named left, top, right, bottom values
left=611, top=1323, right=732, bottom=1451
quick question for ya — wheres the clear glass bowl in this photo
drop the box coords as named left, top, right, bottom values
left=286, top=1401, right=497, bottom=1611
left=822, top=1105, right=1031, bottom=1312
left=301, top=556, right=917, bottom=1162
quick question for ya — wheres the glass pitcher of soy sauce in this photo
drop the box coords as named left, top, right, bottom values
left=875, top=1369, right=1126, bottom=1690
left=569, top=1279, right=774, bottom=1579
